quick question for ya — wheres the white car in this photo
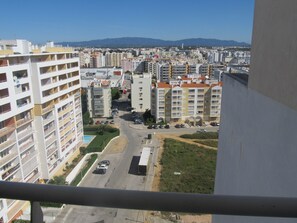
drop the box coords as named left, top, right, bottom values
left=96, top=163, right=109, bottom=174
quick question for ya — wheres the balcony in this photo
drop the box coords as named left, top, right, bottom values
left=42, top=105, right=54, bottom=115
left=22, top=156, right=38, bottom=177
left=0, top=152, right=18, bottom=167
left=21, top=150, right=37, bottom=165
left=17, top=127, right=33, bottom=140
left=45, top=135, right=57, bottom=148
left=16, top=117, right=33, bottom=127
left=25, top=170, right=40, bottom=184
left=0, top=139, right=16, bottom=151
left=19, top=140, right=34, bottom=153
left=1, top=163, right=20, bottom=180
left=0, top=125, right=15, bottom=138
left=1, top=181, right=296, bottom=223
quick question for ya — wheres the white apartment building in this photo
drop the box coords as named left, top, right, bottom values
left=0, top=41, right=83, bottom=223
left=87, top=80, right=111, bottom=118
left=131, top=73, right=151, bottom=112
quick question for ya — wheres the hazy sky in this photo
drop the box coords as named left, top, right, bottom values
left=0, top=0, right=254, bottom=44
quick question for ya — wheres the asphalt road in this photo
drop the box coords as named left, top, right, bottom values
left=52, top=97, right=219, bottom=223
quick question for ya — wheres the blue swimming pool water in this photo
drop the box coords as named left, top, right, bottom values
left=83, top=135, right=95, bottom=144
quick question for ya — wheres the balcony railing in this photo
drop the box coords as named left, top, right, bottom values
left=1, top=181, right=297, bottom=223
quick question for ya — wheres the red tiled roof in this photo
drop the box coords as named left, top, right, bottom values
left=181, top=83, right=209, bottom=88
left=211, top=82, right=223, bottom=87
left=157, top=82, right=172, bottom=88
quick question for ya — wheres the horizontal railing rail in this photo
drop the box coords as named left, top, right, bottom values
left=1, top=181, right=297, bottom=223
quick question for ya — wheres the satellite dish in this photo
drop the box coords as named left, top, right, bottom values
left=13, top=76, right=17, bottom=81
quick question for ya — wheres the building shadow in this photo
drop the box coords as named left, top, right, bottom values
left=128, top=156, right=140, bottom=175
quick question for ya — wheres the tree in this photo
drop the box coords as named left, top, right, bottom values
left=49, top=175, right=67, bottom=185
left=111, top=88, right=120, bottom=100
left=83, top=111, right=90, bottom=125
left=143, top=109, right=155, bottom=125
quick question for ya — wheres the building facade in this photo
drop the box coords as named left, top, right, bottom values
left=152, top=80, right=222, bottom=123
left=214, top=1, right=297, bottom=223
left=131, top=73, right=152, bottom=112
left=0, top=41, right=83, bottom=222
left=87, top=81, right=111, bottom=118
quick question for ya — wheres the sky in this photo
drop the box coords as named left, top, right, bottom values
left=0, top=0, right=255, bottom=44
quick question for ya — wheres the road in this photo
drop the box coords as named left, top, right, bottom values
left=53, top=99, right=160, bottom=223
left=52, top=97, right=219, bottom=223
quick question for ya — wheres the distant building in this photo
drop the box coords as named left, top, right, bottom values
left=152, top=78, right=222, bottom=123
left=87, top=80, right=111, bottom=118
left=131, top=73, right=152, bottom=112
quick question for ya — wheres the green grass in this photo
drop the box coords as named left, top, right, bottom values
left=180, top=132, right=218, bottom=139
left=159, top=138, right=217, bottom=194
left=70, top=154, right=98, bottom=186
left=83, top=125, right=119, bottom=153
left=194, top=139, right=218, bottom=147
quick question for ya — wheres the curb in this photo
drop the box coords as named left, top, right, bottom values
left=76, top=134, right=120, bottom=186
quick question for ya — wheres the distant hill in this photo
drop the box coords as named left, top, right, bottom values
left=59, top=37, right=249, bottom=48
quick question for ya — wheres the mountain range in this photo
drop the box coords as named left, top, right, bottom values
left=59, top=37, right=249, bottom=48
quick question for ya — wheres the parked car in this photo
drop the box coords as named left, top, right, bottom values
left=147, top=125, right=153, bottom=129
left=95, top=120, right=100, bottom=125
left=96, top=161, right=110, bottom=174
left=165, top=124, right=170, bottom=129
left=197, top=129, right=207, bottom=133
left=98, top=160, right=110, bottom=166
left=180, top=124, right=185, bottom=128
left=104, top=120, right=109, bottom=124
left=109, top=120, right=114, bottom=124
left=159, top=125, right=164, bottom=129
left=134, top=119, right=143, bottom=124
left=210, top=122, right=219, bottom=126
left=153, top=124, right=158, bottom=129
left=175, top=124, right=181, bottom=128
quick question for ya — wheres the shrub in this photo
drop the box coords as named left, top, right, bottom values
left=180, top=132, right=218, bottom=139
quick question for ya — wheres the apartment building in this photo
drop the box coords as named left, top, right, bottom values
left=0, top=40, right=83, bottom=222
left=152, top=79, right=222, bottom=123
left=131, top=73, right=151, bottom=112
left=87, top=80, right=111, bottom=118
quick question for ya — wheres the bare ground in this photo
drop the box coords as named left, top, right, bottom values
left=148, top=133, right=213, bottom=223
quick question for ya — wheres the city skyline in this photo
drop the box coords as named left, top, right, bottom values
left=0, top=0, right=254, bottom=44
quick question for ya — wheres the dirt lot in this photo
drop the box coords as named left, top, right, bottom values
left=148, top=133, right=213, bottom=223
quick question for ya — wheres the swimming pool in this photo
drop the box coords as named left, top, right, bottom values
left=83, top=135, right=96, bottom=144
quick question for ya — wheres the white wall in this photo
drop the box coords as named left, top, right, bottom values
left=213, top=74, right=297, bottom=223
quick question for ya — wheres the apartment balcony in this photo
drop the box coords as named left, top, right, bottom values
left=0, top=182, right=297, bottom=223
left=19, top=140, right=34, bottom=153
left=0, top=139, right=16, bottom=151
left=58, top=105, right=72, bottom=117
left=44, top=125, right=56, bottom=136
left=21, top=150, right=37, bottom=166
left=43, top=114, right=55, bottom=126
left=45, top=135, right=57, bottom=148
left=16, top=118, right=31, bottom=131
left=22, top=156, right=38, bottom=177
left=0, top=153, right=18, bottom=167
left=41, top=105, right=54, bottom=115
left=25, top=170, right=40, bottom=184
left=46, top=146, right=58, bottom=158
left=17, top=128, right=33, bottom=141
left=0, top=125, right=15, bottom=138
left=1, top=162, right=20, bottom=180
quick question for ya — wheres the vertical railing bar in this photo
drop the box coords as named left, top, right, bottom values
left=30, top=201, right=43, bottom=223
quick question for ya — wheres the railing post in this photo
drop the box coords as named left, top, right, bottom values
left=30, top=201, right=43, bottom=223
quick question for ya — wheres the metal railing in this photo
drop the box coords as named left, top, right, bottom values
left=1, top=181, right=297, bottom=223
